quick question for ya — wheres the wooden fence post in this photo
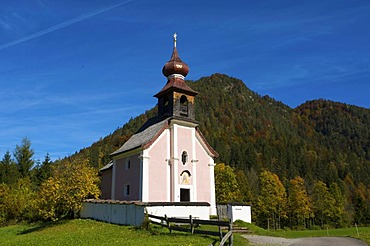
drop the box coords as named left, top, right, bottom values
left=190, top=215, right=194, bottom=234
left=218, top=212, right=223, bottom=241
left=148, top=213, right=236, bottom=245
left=229, top=219, right=233, bottom=246
left=165, top=214, right=171, bottom=233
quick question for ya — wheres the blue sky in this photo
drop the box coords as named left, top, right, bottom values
left=1, top=0, right=369, bottom=161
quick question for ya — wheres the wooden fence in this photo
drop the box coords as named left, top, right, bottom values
left=147, top=214, right=233, bottom=246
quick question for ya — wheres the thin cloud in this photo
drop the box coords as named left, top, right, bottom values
left=0, top=19, right=12, bottom=30
left=0, top=0, right=132, bottom=50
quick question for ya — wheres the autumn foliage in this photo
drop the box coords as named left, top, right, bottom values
left=38, top=157, right=100, bottom=221
left=256, top=170, right=287, bottom=229
left=0, top=143, right=100, bottom=224
left=214, top=163, right=241, bottom=203
left=1, top=74, right=370, bottom=228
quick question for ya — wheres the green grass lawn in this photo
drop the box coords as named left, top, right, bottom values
left=0, top=219, right=249, bottom=246
left=3, top=219, right=368, bottom=246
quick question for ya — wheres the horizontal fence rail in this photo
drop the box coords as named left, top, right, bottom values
left=147, top=214, right=233, bottom=246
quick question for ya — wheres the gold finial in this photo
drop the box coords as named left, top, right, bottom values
left=173, top=33, right=177, bottom=48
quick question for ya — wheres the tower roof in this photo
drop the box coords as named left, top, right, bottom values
left=155, top=33, right=198, bottom=98
left=162, top=33, right=189, bottom=78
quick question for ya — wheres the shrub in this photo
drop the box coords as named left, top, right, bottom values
left=38, top=157, right=100, bottom=221
left=0, top=178, right=37, bottom=224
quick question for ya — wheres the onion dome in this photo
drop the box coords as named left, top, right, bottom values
left=154, top=33, right=198, bottom=99
left=162, top=33, right=189, bottom=79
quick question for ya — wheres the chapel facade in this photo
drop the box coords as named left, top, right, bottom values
left=100, top=35, right=218, bottom=215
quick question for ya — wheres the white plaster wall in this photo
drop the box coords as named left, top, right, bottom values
left=95, top=203, right=111, bottom=222
left=146, top=205, right=210, bottom=220
left=80, top=202, right=94, bottom=218
left=81, top=202, right=214, bottom=226
left=80, top=202, right=145, bottom=227
left=111, top=204, right=125, bottom=224
left=227, top=205, right=252, bottom=223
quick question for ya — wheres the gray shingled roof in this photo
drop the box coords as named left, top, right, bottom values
left=100, top=160, right=113, bottom=171
left=111, top=118, right=168, bottom=157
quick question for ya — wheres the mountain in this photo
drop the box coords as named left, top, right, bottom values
left=294, top=99, right=370, bottom=183
left=73, top=73, right=370, bottom=186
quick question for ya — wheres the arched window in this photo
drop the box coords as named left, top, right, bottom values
left=180, top=95, right=188, bottom=116
left=181, top=151, right=188, bottom=165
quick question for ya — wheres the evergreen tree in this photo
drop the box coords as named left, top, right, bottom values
left=0, top=156, right=3, bottom=183
left=14, top=137, right=35, bottom=178
left=33, top=153, right=53, bottom=186
left=0, top=151, right=19, bottom=184
left=52, top=73, right=370, bottom=228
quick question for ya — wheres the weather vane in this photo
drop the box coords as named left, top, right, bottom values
left=173, top=33, right=177, bottom=48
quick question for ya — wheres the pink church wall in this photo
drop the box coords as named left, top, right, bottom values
left=177, top=127, right=194, bottom=179
left=177, top=126, right=212, bottom=203
left=114, top=153, right=141, bottom=201
left=107, top=125, right=214, bottom=205
left=100, top=169, right=112, bottom=199
left=147, top=130, right=169, bottom=201
left=195, top=137, right=212, bottom=203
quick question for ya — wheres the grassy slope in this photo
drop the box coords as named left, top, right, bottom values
left=3, top=219, right=368, bottom=246
left=0, top=219, right=249, bottom=246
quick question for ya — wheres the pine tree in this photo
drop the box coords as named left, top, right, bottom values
left=0, top=151, right=19, bottom=184
left=33, top=153, right=53, bottom=186
left=14, top=137, right=35, bottom=178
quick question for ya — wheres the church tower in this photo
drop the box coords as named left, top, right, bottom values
left=101, top=34, right=217, bottom=216
left=154, top=33, right=198, bottom=121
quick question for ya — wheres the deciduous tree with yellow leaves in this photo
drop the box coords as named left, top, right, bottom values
left=38, top=157, right=100, bottom=221
left=288, top=176, right=313, bottom=229
left=311, top=180, right=336, bottom=228
left=256, top=170, right=287, bottom=229
left=214, top=163, right=241, bottom=203
left=0, top=178, right=36, bottom=223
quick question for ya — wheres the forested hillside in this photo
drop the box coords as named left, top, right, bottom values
left=67, top=73, right=370, bottom=227
left=76, top=73, right=369, bottom=184
left=2, top=73, right=368, bottom=227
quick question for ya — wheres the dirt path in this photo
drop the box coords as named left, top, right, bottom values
left=242, top=235, right=368, bottom=246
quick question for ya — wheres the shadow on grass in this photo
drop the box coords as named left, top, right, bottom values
left=18, top=220, right=68, bottom=235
